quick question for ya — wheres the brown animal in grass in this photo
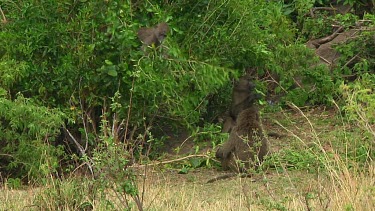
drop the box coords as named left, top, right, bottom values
left=137, top=22, right=169, bottom=52
left=221, top=75, right=286, bottom=139
left=222, top=75, right=257, bottom=133
left=216, top=104, right=269, bottom=173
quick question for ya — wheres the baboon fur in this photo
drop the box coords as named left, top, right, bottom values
left=216, top=78, right=269, bottom=172
left=216, top=102, right=269, bottom=172
left=137, top=22, right=169, bottom=50
left=229, top=74, right=255, bottom=120
left=221, top=112, right=235, bottom=133
left=222, top=75, right=260, bottom=133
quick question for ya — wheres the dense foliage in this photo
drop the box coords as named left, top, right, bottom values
left=0, top=0, right=374, bottom=184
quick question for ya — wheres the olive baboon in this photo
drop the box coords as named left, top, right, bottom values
left=229, top=74, right=255, bottom=119
left=216, top=104, right=269, bottom=173
left=137, top=22, right=169, bottom=51
left=221, top=75, right=285, bottom=139
left=222, top=74, right=259, bottom=133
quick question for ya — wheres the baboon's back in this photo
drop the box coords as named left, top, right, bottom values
left=226, top=106, right=269, bottom=172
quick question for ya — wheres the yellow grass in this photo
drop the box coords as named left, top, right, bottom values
left=1, top=107, right=374, bottom=210
left=2, top=163, right=373, bottom=210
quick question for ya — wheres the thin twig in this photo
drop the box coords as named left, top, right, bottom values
left=0, top=6, right=7, bottom=24
left=310, top=26, right=344, bottom=47
left=78, top=78, right=90, bottom=151
left=292, top=77, right=303, bottom=88
left=342, top=53, right=360, bottom=69
left=304, top=192, right=312, bottom=211
left=124, top=77, right=135, bottom=144
left=266, top=70, right=288, bottom=93
left=319, top=55, right=333, bottom=65
left=64, top=128, right=95, bottom=177
left=131, top=154, right=212, bottom=167
left=309, top=7, right=337, bottom=18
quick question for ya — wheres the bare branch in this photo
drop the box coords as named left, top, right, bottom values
left=64, top=128, right=95, bottom=177
left=131, top=154, right=212, bottom=167
left=0, top=6, right=7, bottom=24
left=310, top=26, right=344, bottom=48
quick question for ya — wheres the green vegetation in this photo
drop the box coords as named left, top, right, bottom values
left=0, top=0, right=374, bottom=210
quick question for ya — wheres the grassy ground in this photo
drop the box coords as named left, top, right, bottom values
left=1, top=106, right=374, bottom=210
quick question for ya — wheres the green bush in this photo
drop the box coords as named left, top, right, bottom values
left=0, top=1, right=235, bottom=128
left=0, top=95, right=65, bottom=181
left=1, top=0, right=373, bottom=183
left=341, top=74, right=375, bottom=125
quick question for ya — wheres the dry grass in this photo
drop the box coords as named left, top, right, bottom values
left=0, top=186, right=38, bottom=210
left=1, top=165, right=373, bottom=210
left=1, top=107, right=374, bottom=210
left=138, top=162, right=374, bottom=210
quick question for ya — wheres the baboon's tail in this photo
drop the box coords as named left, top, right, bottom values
left=207, top=173, right=254, bottom=183
left=267, top=131, right=287, bottom=139
left=207, top=173, right=236, bottom=183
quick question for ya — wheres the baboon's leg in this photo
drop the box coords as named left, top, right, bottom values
left=216, top=131, right=237, bottom=159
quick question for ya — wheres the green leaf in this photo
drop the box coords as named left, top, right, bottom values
left=105, top=60, right=113, bottom=65
left=178, top=166, right=189, bottom=174
left=189, top=158, right=201, bottom=168
left=107, top=68, right=118, bottom=77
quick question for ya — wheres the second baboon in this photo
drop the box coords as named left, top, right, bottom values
left=216, top=104, right=269, bottom=173
left=137, top=22, right=169, bottom=51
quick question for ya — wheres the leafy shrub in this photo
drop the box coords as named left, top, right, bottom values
left=92, top=142, right=142, bottom=210
left=169, top=0, right=338, bottom=106
left=335, top=15, right=375, bottom=76
left=341, top=73, right=375, bottom=126
left=132, top=57, right=232, bottom=126
left=0, top=0, right=235, bottom=130
left=0, top=95, right=65, bottom=181
left=266, top=148, right=327, bottom=172
left=1, top=0, right=373, bottom=184
left=300, top=64, right=340, bottom=105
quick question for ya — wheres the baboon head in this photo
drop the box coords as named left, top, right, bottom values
left=222, top=74, right=261, bottom=133
left=137, top=22, right=169, bottom=47
left=232, top=75, right=254, bottom=105
left=154, top=22, right=169, bottom=43
left=228, top=74, right=261, bottom=124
